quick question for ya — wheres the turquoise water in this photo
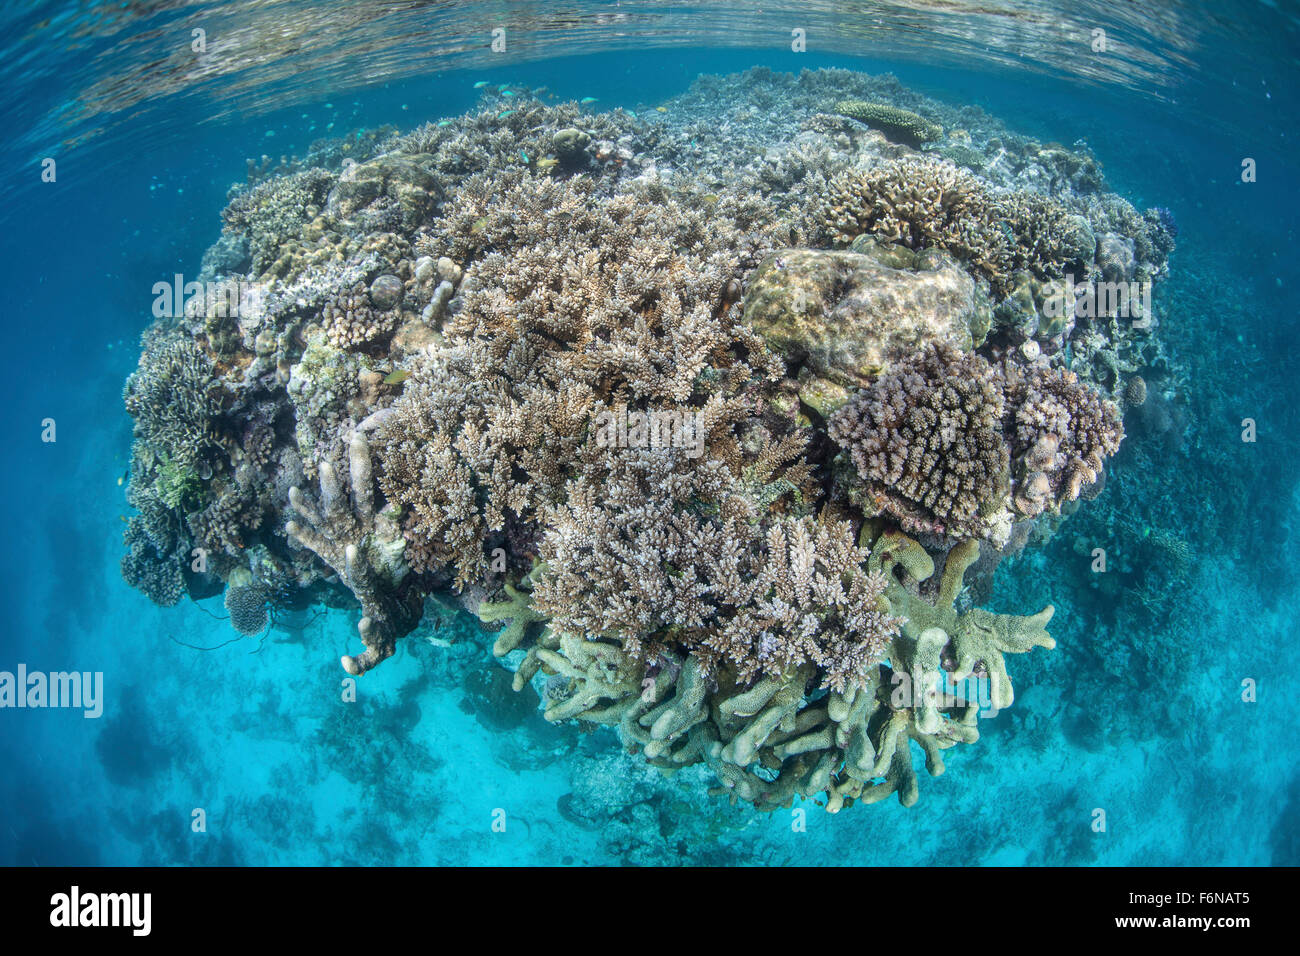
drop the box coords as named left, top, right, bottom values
left=1, top=2, right=1296, bottom=866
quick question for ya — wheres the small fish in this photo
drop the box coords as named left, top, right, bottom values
left=497, top=110, right=516, bottom=119
left=625, top=110, right=636, bottom=118
left=473, top=81, right=489, bottom=89
left=471, top=216, right=489, bottom=234
left=119, top=515, right=127, bottom=522
left=383, top=369, right=410, bottom=385
left=437, top=120, right=453, bottom=127
left=520, top=149, right=529, bottom=163
left=498, top=84, right=511, bottom=92
left=537, top=157, right=559, bottom=170
left=501, top=90, right=515, bottom=98
left=700, top=193, right=719, bottom=205
left=580, top=97, right=598, bottom=104
left=656, top=106, right=667, bottom=113
left=116, top=475, right=124, bottom=486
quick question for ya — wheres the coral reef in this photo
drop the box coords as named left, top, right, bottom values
left=120, top=68, right=1174, bottom=813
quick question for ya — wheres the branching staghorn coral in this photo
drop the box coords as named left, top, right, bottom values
left=820, top=159, right=1009, bottom=282
left=530, top=445, right=883, bottom=692
left=373, top=174, right=786, bottom=587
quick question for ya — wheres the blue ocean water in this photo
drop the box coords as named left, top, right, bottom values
left=0, top=1, right=1296, bottom=866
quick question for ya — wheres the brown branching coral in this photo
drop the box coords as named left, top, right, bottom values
left=373, top=174, right=786, bottom=588
left=516, top=526, right=1053, bottom=811
left=830, top=344, right=1124, bottom=537
left=222, top=168, right=336, bottom=276
left=224, top=574, right=270, bottom=636
left=829, top=343, right=1010, bottom=538
left=121, top=515, right=186, bottom=607
left=532, top=444, right=880, bottom=692
left=819, top=158, right=1084, bottom=296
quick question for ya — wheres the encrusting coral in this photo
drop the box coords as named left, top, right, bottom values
left=119, top=71, right=1174, bottom=813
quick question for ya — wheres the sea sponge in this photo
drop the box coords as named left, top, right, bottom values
left=834, top=99, right=941, bottom=144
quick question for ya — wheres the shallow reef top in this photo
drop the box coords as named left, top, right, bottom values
left=121, top=67, right=1174, bottom=812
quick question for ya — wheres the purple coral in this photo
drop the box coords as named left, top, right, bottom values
left=828, top=343, right=1010, bottom=537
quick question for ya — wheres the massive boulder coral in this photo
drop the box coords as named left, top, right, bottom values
left=741, top=240, right=990, bottom=412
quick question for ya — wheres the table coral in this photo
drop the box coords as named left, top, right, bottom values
left=833, top=99, right=942, bottom=145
